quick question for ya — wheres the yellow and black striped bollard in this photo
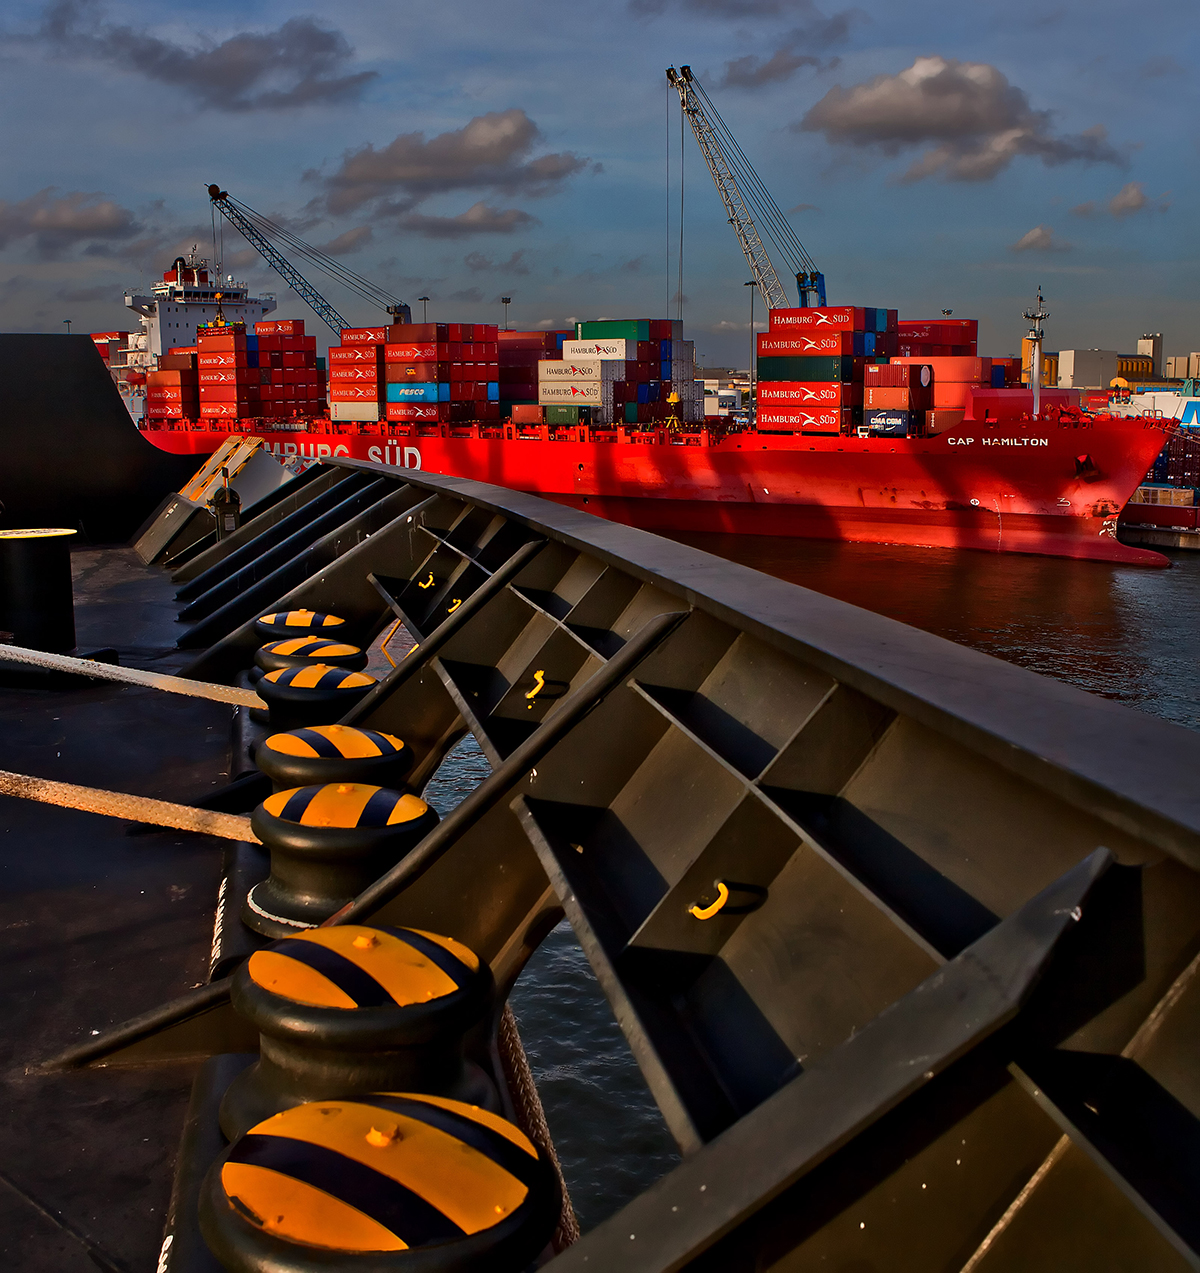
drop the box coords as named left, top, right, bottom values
left=244, top=783, right=438, bottom=938
left=255, top=635, right=369, bottom=675
left=256, top=664, right=377, bottom=730
left=256, top=725, right=413, bottom=792
left=201, top=1092, right=559, bottom=1272
left=254, top=609, right=348, bottom=642
left=220, top=924, right=495, bottom=1139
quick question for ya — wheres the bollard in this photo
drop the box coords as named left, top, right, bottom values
left=219, top=924, right=494, bottom=1139
left=254, top=636, right=368, bottom=675
left=201, top=1092, right=559, bottom=1273
left=254, top=610, right=347, bottom=642
left=244, top=783, right=438, bottom=938
left=0, top=529, right=77, bottom=652
left=256, top=664, right=377, bottom=730
left=255, top=725, right=412, bottom=792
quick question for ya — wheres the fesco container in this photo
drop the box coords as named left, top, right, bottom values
left=757, top=355, right=862, bottom=382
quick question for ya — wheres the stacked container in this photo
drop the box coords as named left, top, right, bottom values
left=255, top=319, right=323, bottom=420
left=329, top=327, right=388, bottom=423
left=146, top=345, right=199, bottom=421
left=896, top=319, right=977, bottom=358
left=891, top=355, right=992, bottom=434
left=540, top=320, right=699, bottom=426
left=756, top=307, right=896, bottom=434
left=382, top=323, right=500, bottom=426
left=499, top=331, right=569, bottom=418
left=197, top=324, right=256, bottom=422
left=862, top=363, right=933, bottom=436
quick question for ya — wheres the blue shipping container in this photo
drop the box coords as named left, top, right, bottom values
left=660, top=338, right=672, bottom=358
left=487, top=382, right=499, bottom=401
left=661, top=361, right=672, bottom=381
left=866, top=409, right=910, bottom=437
left=387, top=383, right=442, bottom=403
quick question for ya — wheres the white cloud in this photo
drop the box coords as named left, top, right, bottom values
left=1010, top=224, right=1071, bottom=253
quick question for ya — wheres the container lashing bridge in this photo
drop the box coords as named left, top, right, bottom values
left=206, top=184, right=411, bottom=337
left=667, top=64, right=826, bottom=308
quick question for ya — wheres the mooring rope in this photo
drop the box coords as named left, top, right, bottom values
left=497, top=1002, right=580, bottom=1251
left=0, top=645, right=264, bottom=708
left=0, top=770, right=259, bottom=843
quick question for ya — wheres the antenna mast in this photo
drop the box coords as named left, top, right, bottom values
left=1023, top=287, right=1051, bottom=417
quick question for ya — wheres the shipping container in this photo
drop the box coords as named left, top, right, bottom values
left=865, top=409, right=910, bottom=436
left=511, top=405, right=545, bottom=424
left=757, top=332, right=874, bottom=357
left=329, top=365, right=383, bottom=383
left=756, top=407, right=850, bottom=432
left=329, top=384, right=382, bottom=402
left=328, top=346, right=383, bottom=365
left=331, top=401, right=382, bottom=422
left=340, top=327, right=389, bottom=345
left=386, top=383, right=448, bottom=403
left=769, top=307, right=866, bottom=333
left=864, top=385, right=914, bottom=410
left=865, top=363, right=932, bottom=389
left=577, top=320, right=651, bottom=342
left=757, top=355, right=863, bottom=382
left=539, top=381, right=603, bottom=404
left=891, top=355, right=991, bottom=383
left=755, top=381, right=860, bottom=407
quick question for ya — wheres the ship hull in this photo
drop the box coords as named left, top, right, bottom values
left=139, top=416, right=1170, bottom=566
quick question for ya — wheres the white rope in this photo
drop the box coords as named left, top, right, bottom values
left=0, top=770, right=259, bottom=843
left=0, top=645, right=263, bottom=708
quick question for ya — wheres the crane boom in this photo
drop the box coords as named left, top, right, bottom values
left=207, top=185, right=411, bottom=337
left=666, top=66, right=825, bottom=308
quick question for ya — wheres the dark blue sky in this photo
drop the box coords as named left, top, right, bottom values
left=1, top=0, right=1195, bottom=365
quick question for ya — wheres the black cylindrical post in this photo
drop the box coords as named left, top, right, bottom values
left=0, top=529, right=77, bottom=651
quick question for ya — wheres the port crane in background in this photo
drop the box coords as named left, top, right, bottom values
left=206, top=185, right=411, bottom=337
left=666, top=65, right=826, bottom=309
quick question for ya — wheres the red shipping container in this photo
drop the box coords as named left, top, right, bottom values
left=511, top=405, right=544, bottom=424
left=202, top=386, right=260, bottom=402
left=386, top=364, right=445, bottom=383
left=198, top=351, right=245, bottom=369
left=386, top=402, right=442, bottom=422
left=898, top=318, right=978, bottom=342
left=758, top=333, right=862, bottom=356
left=757, top=407, right=850, bottom=431
left=328, top=346, right=382, bottom=364
left=201, top=401, right=254, bottom=418
left=198, top=369, right=244, bottom=385
left=256, top=334, right=281, bottom=351
left=865, top=363, right=932, bottom=389
left=497, top=332, right=555, bottom=350
left=389, top=323, right=449, bottom=343
left=926, top=409, right=966, bottom=435
left=146, top=388, right=194, bottom=403
left=330, top=384, right=381, bottom=402
left=197, top=329, right=246, bottom=351
left=770, top=307, right=865, bottom=332
left=340, top=327, right=388, bottom=345
left=146, top=369, right=197, bottom=386
left=892, top=356, right=991, bottom=383
left=864, top=385, right=914, bottom=409
left=385, top=342, right=438, bottom=362
left=266, top=319, right=305, bottom=336
left=756, top=381, right=860, bottom=407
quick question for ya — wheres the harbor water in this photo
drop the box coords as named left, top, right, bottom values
left=427, top=538, right=1200, bottom=1232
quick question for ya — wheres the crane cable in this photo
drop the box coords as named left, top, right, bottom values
left=215, top=194, right=406, bottom=313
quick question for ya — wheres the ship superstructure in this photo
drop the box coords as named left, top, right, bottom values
left=113, top=251, right=277, bottom=420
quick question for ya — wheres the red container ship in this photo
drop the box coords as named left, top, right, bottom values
left=106, top=269, right=1173, bottom=567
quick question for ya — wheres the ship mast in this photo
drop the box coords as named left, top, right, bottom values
left=1023, top=287, right=1050, bottom=417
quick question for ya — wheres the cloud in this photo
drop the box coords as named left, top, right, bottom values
left=1010, top=224, right=1071, bottom=253
left=789, top=202, right=820, bottom=212
left=398, top=202, right=538, bottom=239
left=0, top=187, right=141, bottom=256
left=464, top=250, right=532, bottom=274
left=634, top=0, right=841, bottom=15
left=1071, top=182, right=1169, bottom=219
left=799, top=56, right=1126, bottom=181
left=1139, top=55, right=1183, bottom=78
left=714, top=4, right=856, bottom=86
left=57, top=284, right=111, bottom=302
left=31, top=1, right=376, bottom=111
left=448, top=287, right=484, bottom=303
left=319, top=110, right=588, bottom=217
left=315, top=226, right=374, bottom=255
left=719, top=48, right=823, bottom=88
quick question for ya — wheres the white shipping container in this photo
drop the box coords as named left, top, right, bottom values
left=561, top=340, right=630, bottom=361
left=537, top=358, right=621, bottom=382
left=538, top=381, right=603, bottom=404
left=330, top=401, right=382, bottom=422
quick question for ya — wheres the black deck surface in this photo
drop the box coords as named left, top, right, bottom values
left=0, top=548, right=230, bottom=1271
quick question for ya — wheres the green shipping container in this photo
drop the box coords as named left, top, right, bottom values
left=623, top=401, right=639, bottom=424
left=757, top=355, right=862, bottom=382
left=545, top=405, right=581, bottom=424
left=577, top=320, right=651, bottom=342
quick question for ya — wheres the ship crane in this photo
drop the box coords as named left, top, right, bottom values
left=206, top=185, right=411, bottom=337
left=666, top=65, right=826, bottom=309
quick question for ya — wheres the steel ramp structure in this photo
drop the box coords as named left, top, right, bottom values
left=21, top=459, right=1200, bottom=1271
